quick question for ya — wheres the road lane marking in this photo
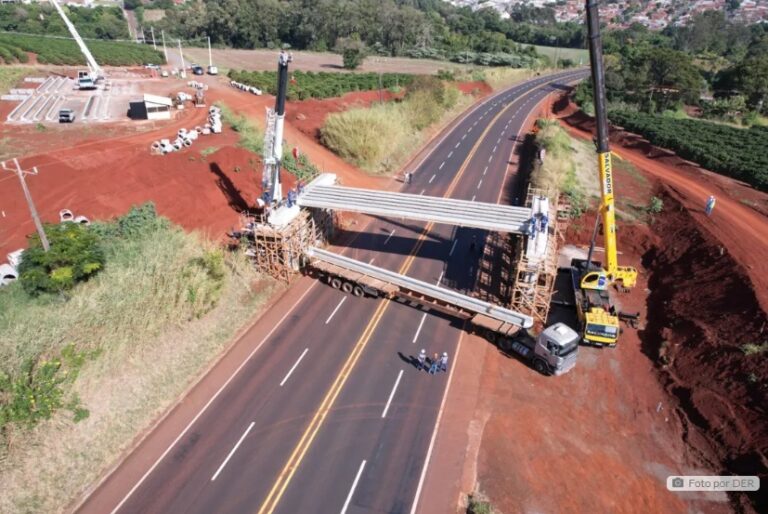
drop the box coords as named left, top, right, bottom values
left=429, top=174, right=436, bottom=183
left=211, top=421, right=255, bottom=481
left=381, top=370, right=404, bottom=418
left=439, top=161, right=445, bottom=170
left=488, top=155, right=493, bottom=163
left=462, top=134, right=467, bottom=140
left=279, top=348, right=309, bottom=387
left=384, top=229, right=396, bottom=245
left=483, top=166, right=488, bottom=175
left=340, top=460, right=367, bottom=514
left=497, top=137, right=501, bottom=144
left=471, top=194, right=476, bottom=201
left=412, top=313, right=427, bottom=344
left=447, top=150, right=453, bottom=158
left=325, top=297, right=347, bottom=324
left=436, top=271, right=444, bottom=285
left=477, top=179, right=483, bottom=189
left=455, top=142, right=460, bottom=149
left=108, top=280, right=319, bottom=514
left=255, top=75, right=581, bottom=514
left=420, top=189, right=426, bottom=195
left=369, top=258, right=375, bottom=265
left=448, top=239, right=458, bottom=256
left=409, top=330, right=466, bottom=514
left=492, top=145, right=497, bottom=153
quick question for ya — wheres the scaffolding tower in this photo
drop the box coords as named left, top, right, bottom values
left=243, top=208, right=336, bottom=282
left=509, top=186, right=563, bottom=328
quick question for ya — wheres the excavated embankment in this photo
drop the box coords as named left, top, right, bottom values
left=641, top=188, right=768, bottom=513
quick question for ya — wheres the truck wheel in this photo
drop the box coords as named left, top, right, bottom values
left=352, top=285, right=364, bottom=297
left=330, top=277, right=342, bottom=289
left=533, top=359, right=549, bottom=375
left=485, top=330, right=497, bottom=344
left=499, top=337, right=513, bottom=352
left=341, top=281, right=353, bottom=294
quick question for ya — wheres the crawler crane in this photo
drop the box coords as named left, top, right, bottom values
left=570, top=0, right=638, bottom=347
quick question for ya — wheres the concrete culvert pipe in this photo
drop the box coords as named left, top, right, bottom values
left=187, top=130, right=199, bottom=141
left=0, top=264, right=18, bottom=287
left=59, top=209, right=74, bottom=222
left=74, top=215, right=90, bottom=225
left=201, top=127, right=211, bottom=135
left=183, top=138, right=192, bottom=147
left=151, top=141, right=161, bottom=149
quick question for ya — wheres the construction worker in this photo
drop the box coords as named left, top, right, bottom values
left=297, top=180, right=304, bottom=195
left=429, top=353, right=440, bottom=374
left=405, top=171, right=412, bottom=185
left=440, top=352, right=449, bottom=372
left=705, top=195, right=716, bottom=216
left=417, top=348, right=427, bottom=371
left=539, top=213, right=549, bottom=233
left=528, top=218, right=537, bottom=237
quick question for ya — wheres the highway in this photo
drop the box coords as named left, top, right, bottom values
left=77, top=69, right=587, bottom=514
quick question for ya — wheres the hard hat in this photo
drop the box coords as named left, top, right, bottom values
left=442, top=352, right=448, bottom=357
left=420, top=349, right=425, bottom=353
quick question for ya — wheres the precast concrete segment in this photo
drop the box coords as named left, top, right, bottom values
left=299, top=183, right=532, bottom=234
left=306, top=247, right=534, bottom=329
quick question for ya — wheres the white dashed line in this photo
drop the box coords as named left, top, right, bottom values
left=211, top=422, right=255, bottom=481
left=449, top=239, right=458, bottom=256
left=429, top=174, right=436, bottom=183
left=279, top=348, right=309, bottom=386
left=477, top=180, right=483, bottom=189
left=384, top=229, right=396, bottom=245
left=439, top=161, right=445, bottom=170
left=462, top=134, right=467, bottom=140
left=420, top=189, right=426, bottom=195
left=455, top=142, right=460, bottom=149
left=483, top=166, right=488, bottom=175
left=492, top=145, right=497, bottom=153
left=413, top=313, right=428, bottom=343
left=325, top=298, right=347, bottom=324
left=471, top=194, right=476, bottom=201
left=447, top=151, right=453, bottom=158
left=341, top=460, right=367, bottom=514
left=381, top=370, right=404, bottom=418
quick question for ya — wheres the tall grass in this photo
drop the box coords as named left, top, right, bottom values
left=0, top=215, right=275, bottom=513
left=320, top=81, right=470, bottom=174
left=218, top=103, right=264, bottom=154
left=0, top=67, right=28, bottom=95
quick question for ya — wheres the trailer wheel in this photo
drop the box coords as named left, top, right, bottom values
left=352, top=284, right=364, bottom=297
left=533, top=359, right=549, bottom=375
left=485, top=330, right=497, bottom=344
left=330, top=277, right=342, bottom=289
left=341, top=281, right=353, bottom=294
left=499, top=337, right=513, bottom=352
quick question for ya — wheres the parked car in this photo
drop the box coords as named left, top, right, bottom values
left=59, top=108, right=75, bottom=123
left=192, top=65, right=204, bottom=75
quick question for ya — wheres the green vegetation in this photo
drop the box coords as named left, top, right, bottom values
left=0, top=67, right=28, bottom=95
left=0, top=4, right=129, bottom=40
left=532, top=119, right=587, bottom=218
left=218, top=104, right=264, bottom=154
left=18, top=223, right=105, bottom=296
left=741, top=342, right=768, bottom=356
left=609, top=111, right=768, bottom=192
left=647, top=196, right=664, bottom=214
left=320, top=77, right=465, bottom=173
left=336, top=37, right=366, bottom=70
left=228, top=69, right=414, bottom=101
left=0, top=203, right=273, bottom=512
left=150, top=0, right=545, bottom=65
left=466, top=494, right=493, bottom=514
left=0, top=33, right=164, bottom=66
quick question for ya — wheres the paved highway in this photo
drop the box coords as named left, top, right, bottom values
left=77, top=69, right=586, bottom=514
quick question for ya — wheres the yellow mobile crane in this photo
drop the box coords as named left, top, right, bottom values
left=570, top=0, right=638, bottom=347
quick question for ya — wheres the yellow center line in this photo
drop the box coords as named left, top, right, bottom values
left=256, top=80, right=559, bottom=514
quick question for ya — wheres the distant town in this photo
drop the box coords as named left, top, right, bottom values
left=451, top=0, right=768, bottom=29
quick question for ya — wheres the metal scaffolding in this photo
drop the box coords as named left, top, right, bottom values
left=509, top=187, right=563, bottom=327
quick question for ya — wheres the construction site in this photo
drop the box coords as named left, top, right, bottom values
left=0, top=2, right=765, bottom=514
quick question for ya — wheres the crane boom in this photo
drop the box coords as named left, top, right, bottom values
left=48, top=0, right=102, bottom=79
left=582, top=0, right=637, bottom=290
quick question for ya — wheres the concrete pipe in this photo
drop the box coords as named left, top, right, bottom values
left=59, top=209, right=74, bottom=222
left=151, top=141, right=161, bottom=150
left=74, top=215, right=91, bottom=225
left=187, top=130, right=199, bottom=141
left=201, top=127, right=211, bottom=135
left=194, top=125, right=202, bottom=133
left=183, top=138, right=192, bottom=147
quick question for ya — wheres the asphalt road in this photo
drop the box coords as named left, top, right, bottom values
left=77, top=69, right=587, bottom=514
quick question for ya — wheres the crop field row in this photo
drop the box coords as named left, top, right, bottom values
left=610, top=110, right=768, bottom=192
left=0, top=33, right=164, bottom=66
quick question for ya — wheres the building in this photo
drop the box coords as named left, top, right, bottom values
left=129, top=93, right=172, bottom=120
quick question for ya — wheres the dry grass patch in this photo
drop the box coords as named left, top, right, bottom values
left=0, top=205, right=276, bottom=513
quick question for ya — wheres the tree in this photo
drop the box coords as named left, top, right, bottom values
left=336, top=36, right=366, bottom=70
left=18, top=222, right=104, bottom=296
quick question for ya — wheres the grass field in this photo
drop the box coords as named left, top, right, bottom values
left=0, top=67, right=29, bottom=95
left=526, top=44, right=588, bottom=65
left=0, top=207, right=276, bottom=513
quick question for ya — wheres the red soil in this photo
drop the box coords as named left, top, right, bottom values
left=553, top=95, right=768, bottom=513
left=455, top=80, right=492, bottom=97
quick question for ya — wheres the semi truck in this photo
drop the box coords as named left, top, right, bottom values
left=303, top=247, right=579, bottom=375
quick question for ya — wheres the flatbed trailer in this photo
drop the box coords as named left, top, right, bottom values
left=305, top=247, right=580, bottom=375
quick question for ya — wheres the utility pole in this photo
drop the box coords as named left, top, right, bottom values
left=161, top=29, right=168, bottom=63
left=1, top=159, right=50, bottom=252
left=150, top=26, right=157, bottom=51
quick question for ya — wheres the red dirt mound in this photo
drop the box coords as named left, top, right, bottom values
left=641, top=188, right=768, bottom=513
